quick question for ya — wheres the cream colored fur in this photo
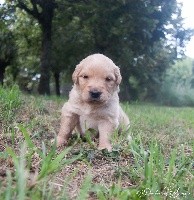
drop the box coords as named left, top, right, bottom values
left=57, top=54, right=130, bottom=151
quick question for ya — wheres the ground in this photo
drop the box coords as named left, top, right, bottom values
left=0, top=86, right=193, bottom=199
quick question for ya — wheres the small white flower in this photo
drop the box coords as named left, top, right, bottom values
left=127, top=135, right=132, bottom=143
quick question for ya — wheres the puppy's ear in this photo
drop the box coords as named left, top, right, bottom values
left=114, top=66, right=122, bottom=85
left=72, top=64, right=82, bottom=84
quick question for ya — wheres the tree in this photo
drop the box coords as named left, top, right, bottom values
left=190, top=60, right=194, bottom=89
left=161, top=57, right=194, bottom=106
left=2, top=0, right=193, bottom=100
left=14, top=0, right=57, bottom=95
left=0, top=5, right=16, bottom=85
left=51, top=9, right=93, bottom=95
left=0, top=29, right=14, bottom=85
left=70, top=0, right=193, bottom=100
left=12, top=9, right=41, bottom=91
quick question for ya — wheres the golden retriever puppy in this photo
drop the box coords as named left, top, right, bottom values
left=57, top=54, right=130, bottom=151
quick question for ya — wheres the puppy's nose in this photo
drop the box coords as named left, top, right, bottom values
left=89, top=90, right=102, bottom=99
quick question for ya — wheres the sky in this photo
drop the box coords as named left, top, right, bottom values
left=0, top=0, right=194, bottom=58
left=179, top=0, right=194, bottom=58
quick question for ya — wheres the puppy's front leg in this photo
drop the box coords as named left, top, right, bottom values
left=57, top=106, right=78, bottom=147
left=98, top=121, right=117, bottom=151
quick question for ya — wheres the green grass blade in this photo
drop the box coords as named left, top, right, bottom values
left=18, top=125, right=35, bottom=149
left=17, top=144, right=27, bottom=200
left=5, top=171, right=12, bottom=200
left=76, top=175, right=92, bottom=200
left=6, top=144, right=27, bottom=200
left=6, top=147, right=19, bottom=167
left=166, top=149, right=177, bottom=184
left=38, top=145, right=56, bottom=180
left=19, top=125, right=43, bottom=157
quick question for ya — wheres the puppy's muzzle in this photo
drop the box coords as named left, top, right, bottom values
left=89, top=90, right=102, bottom=100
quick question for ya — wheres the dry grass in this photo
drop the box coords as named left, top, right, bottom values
left=0, top=86, right=193, bottom=199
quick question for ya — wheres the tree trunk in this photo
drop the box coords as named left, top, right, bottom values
left=17, top=1, right=56, bottom=95
left=119, top=66, right=136, bottom=101
left=0, top=61, right=8, bottom=85
left=120, top=83, right=131, bottom=101
left=0, top=67, right=5, bottom=85
left=38, top=22, right=52, bottom=95
left=54, top=72, right=60, bottom=96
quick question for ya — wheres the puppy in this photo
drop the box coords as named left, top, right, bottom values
left=57, top=54, right=130, bottom=151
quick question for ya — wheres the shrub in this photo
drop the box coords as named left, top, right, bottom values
left=0, top=85, right=22, bottom=127
left=160, top=58, right=194, bottom=106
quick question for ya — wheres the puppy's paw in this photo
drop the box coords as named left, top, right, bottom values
left=56, top=136, right=67, bottom=147
left=98, top=143, right=112, bottom=152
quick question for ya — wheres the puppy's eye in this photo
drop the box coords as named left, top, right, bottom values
left=105, top=77, right=112, bottom=82
left=82, top=75, right=89, bottom=79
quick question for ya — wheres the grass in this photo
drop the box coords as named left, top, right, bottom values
left=0, top=86, right=193, bottom=199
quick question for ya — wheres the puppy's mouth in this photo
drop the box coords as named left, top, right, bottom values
left=88, top=98, right=103, bottom=104
left=88, top=90, right=104, bottom=103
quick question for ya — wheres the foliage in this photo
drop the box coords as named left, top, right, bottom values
left=0, top=4, right=16, bottom=84
left=14, top=9, right=41, bottom=72
left=160, top=57, right=194, bottom=106
left=1, top=127, right=81, bottom=199
left=0, top=85, right=22, bottom=125
left=12, top=9, right=41, bottom=92
left=130, top=140, right=193, bottom=199
left=93, top=140, right=194, bottom=199
left=8, top=0, right=58, bottom=95
left=68, top=0, right=193, bottom=100
left=52, top=11, right=93, bottom=75
left=0, top=23, right=15, bottom=64
left=1, top=0, right=194, bottom=100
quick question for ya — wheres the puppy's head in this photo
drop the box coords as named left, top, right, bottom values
left=72, top=54, right=122, bottom=104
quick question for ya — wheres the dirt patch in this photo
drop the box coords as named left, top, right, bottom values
left=0, top=96, right=135, bottom=199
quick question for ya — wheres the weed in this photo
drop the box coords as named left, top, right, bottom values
left=0, top=87, right=193, bottom=199
left=0, top=85, right=22, bottom=126
left=0, top=126, right=81, bottom=199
